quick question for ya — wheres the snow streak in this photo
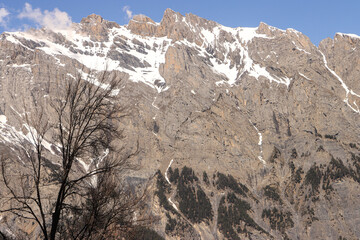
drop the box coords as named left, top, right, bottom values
left=164, top=159, right=179, bottom=211
left=164, top=159, right=173, bottom=184
left=320, top=51, right=360, bottom=114
left=249, top=120, right=266, bottom=165
left=0, top=114, right=57, bottom=156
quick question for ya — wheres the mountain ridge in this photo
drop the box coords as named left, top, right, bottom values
left=0, top=8, right=360, bottom=240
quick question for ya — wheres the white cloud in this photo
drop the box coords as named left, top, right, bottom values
left=122, top=6, right=133, bottom=20
left=0, top=7, right=10, bottom=27
left=18, top=3, right=72, bottom=30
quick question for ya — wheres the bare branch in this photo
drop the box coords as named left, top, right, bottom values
left=0, top=70, right=154, bottom=240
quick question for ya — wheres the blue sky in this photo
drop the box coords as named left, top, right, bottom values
left=0, top=0, right=359, bottom=45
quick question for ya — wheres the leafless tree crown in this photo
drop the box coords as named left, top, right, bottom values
left=0, top=71, right=152, bottom=240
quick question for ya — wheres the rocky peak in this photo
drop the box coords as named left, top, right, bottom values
left=128, top=8, right=217, bottom=45
left=132, top=14, right=156, bottom=24
left=334, top=32, right=360, bottom=45
left=78, top=14, right=119, bottom=41
left=257, top=22, right=282, bottom=37
left=128, top=8, right=189, bottom=39
left=286, top=28, right=315, bottom=53
left=257, top=22, right=315, bottom=54
left=319, top=32, right=360, bottom=94
left=160, top=8, right=183, bottom=26
left=80, top=14, right=104, bottom=24
left=127, top=14, right=158, bottom=36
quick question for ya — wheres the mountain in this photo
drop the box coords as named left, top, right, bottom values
left=1, top=8, right=360, bottom=239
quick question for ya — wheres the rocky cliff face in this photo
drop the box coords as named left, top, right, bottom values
left=0, top=8, right=360, bottom=240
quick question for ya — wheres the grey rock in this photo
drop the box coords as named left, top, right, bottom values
left=0, top=8, right=359, bottom=240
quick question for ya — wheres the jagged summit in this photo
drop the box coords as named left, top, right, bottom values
left=80, top=13, right=105, bottom=23
left=131, top=14, right=156, bottom=24
left=2, top=8, right=359, bottom=107
left=78, top=13, right=119, bottom=41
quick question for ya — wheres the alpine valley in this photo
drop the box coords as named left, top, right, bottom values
left=0, top=8, right=360, bottom=240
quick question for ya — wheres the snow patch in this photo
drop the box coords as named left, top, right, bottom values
left=151, top=96, right=159, bottom=110
left=0, top=115, right=7, bottom=124
left=336, top=32, right=360, bottom=39
left=248, top=118, right=266, bottom=165
left=210, top=58, right=238, bottom=85
left=78, top=69, right=118, bottom=95
left=77, top=158, right=90, bottom=172
left=253, top=124, right=266, bottom=165
left=91, top=148, right=109, bottom=186
left=201, top=25, right=270, bottom=46
left=22, top=123, right=57, bottom=155
left=299, top=72, right=310, bottom=80
left=197, top=27, right=290, bottom=87
left=201, top=29, right=215, bottom=44
left=164, top=159, right=179, bottom=211
left=10, top=64, right=32, bottom=71
left=215, top=80, right=226, bottom=86
left=4, top=34, right=34, bottom=51
left=165, top=159, right=173, bottom=184
left=236, top=27, right=271, bottom=43
left=0, top=111, right=59, bottom=157
left=168, top=197, right=179, bottom=211
left=7, top=26, right=172, bottom=93
left=292, top=41, right=311, bottom=54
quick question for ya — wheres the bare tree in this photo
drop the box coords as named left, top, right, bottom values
left=0, top=71, right=152, bottom=239
left=58, top=170, right=154, bottom=240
